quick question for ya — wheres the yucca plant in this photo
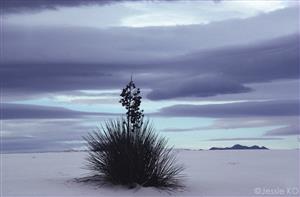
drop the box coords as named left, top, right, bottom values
left=84, top=120, right=184, bottom=189
left=84, top=78, right=184, bottom=189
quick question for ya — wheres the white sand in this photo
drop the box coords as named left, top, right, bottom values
left=1, top=150, right=299, bottom=197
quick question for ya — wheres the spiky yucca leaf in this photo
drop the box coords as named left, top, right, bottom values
left=84, top=119, right=184, bottom=189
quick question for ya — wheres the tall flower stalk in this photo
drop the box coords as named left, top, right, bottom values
left=119, top=76, right=144, bottom=133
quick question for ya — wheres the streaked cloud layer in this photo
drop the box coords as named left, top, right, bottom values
left=1, top=0, right=299, bottom=152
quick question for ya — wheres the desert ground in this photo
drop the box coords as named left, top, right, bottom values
left=1, top=149, right=299, bottom=197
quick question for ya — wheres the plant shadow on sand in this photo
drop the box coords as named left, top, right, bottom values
left=74, top=174, right=186, bottom=194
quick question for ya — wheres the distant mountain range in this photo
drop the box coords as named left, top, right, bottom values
left=209, top=144, right=268, bottom=150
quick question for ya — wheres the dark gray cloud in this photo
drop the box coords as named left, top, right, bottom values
left=157, top=100, right=299, bottom=118
left=1, top=0, right=223, bottom=15
left=185, top=34, right=298, bottom=83
left=196, top=79, right=299, bottom=102
left=264, top=125, right=299, bottom=136
left=1, top=103, right=116, bottom=119
left=2, top=33, right=298, bottom=100
left=1, top=0, right=108, bottom=15
left=0, top=62, right=122, bottom=93
left=148, top=34, right=299, bottom=100
left=147, top=75, right=252, bottom=100
left=0, top=0, right=169, bottom=15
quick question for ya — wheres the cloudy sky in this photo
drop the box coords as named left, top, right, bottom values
left=1, top=0, right=299, bottom=153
